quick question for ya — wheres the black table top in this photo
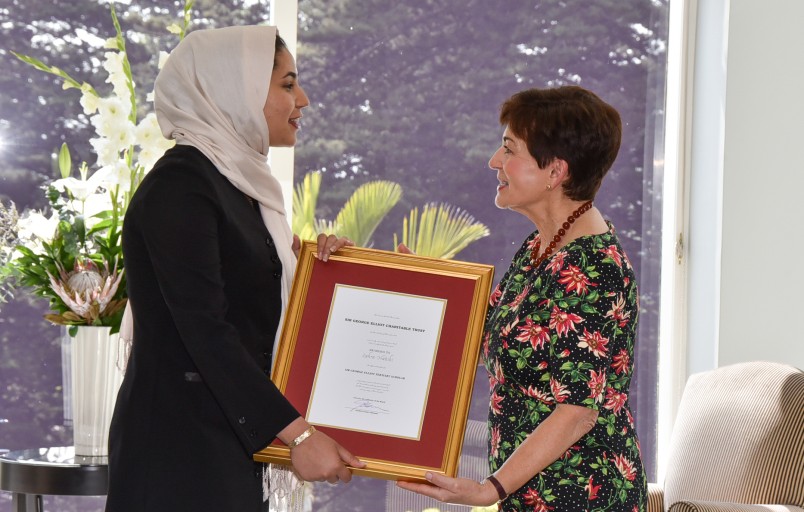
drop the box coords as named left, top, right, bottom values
left=0, top=447, right=108, bottom=496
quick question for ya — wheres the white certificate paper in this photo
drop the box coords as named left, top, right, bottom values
left=306, top=284, right=447, bottom=439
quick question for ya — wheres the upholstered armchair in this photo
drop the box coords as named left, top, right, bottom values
left=649, top=361, right=804, bottom=512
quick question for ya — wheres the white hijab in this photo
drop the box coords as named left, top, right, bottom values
left=120, top=26, right=296, bottom=361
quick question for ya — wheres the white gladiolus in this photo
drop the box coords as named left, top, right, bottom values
left=107, top=121, right=137, bottom=152
left=90, top=136, right=122, bottom=168
left=91, top=96, right=136, bottom=155
left=93, top=96, right=131, bottom=129
left=79, top=85, right=100, bottom=115
left=102, top=51, right=133, bottom=102
left=134, top=113, right=174, bottom=170
left=93, top=160, right=133, bottom=193
left=134, top=113, right=163, bottom=146
left=3, top=4, right=187, bottom=329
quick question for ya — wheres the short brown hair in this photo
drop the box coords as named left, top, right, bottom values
left=499, top=86, right=622, bottom=201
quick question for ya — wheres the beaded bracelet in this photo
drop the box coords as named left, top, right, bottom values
left=485, top=474, right=507, bottom=501
left=287, top=426, right=316, bottom=448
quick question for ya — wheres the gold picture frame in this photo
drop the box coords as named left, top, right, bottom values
left=254, top=241, right=494, bottom=482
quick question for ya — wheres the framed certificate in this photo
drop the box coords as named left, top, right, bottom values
left=254, top=241, right=494, bottom=482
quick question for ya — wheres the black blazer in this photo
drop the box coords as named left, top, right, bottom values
left=106, top=145, right=299, bottom=511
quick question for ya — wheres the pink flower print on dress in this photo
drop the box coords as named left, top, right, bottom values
left=550, top=377, right=571, bottom=403
left=490, top=390, right=504, bottom=415
left=577, top=328, right=610, bottom=358
left=515, top=317, right=550, bottom=350
left=599, top=244, right=623, bottom=267
left=544, top=250, right=567, bottom=275
left=587, top=369, right=606, bottom=403
left=523, top=488, right=555, bottom=512
left=611, top=348, right=631, bottom=375
left=604, top=388, right=628, bottom=416
left=557, top=264, right=596, bottom=295
left=612, top=453, right=637, bottom=481
left=605, top=294, right=631, bottom=328
left=549, top=305, right=584, bottom=337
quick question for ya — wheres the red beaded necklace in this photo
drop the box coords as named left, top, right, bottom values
left=530, top=200, right=593, bottom=267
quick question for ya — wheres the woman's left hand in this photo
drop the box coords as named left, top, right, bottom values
left=292, top=234, right=355, bottom=260
left=396, top=472, right=499, bottom=507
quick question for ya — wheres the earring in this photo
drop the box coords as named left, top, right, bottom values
left=546, top=184, right=552, bottom=190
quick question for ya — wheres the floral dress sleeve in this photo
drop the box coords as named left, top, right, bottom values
left=541, top=236, right=634, bottom=410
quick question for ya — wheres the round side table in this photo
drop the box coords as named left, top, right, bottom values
left=0, top=447, right=108, bottom=512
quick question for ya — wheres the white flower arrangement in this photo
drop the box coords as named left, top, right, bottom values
left=0, top=2, right=193, bottom=332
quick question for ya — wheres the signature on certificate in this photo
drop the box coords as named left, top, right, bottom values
left=348, top=399, right=390, bottom=414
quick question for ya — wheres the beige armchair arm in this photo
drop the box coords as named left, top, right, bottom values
left=648, top=483, right=665, bottom=512
left=669, top=501, right=804, bottom=512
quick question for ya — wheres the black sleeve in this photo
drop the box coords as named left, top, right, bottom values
left=127, top=161, right=299, bottom=454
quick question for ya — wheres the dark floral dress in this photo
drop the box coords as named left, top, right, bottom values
left=482, top=222, right=647, bottom=511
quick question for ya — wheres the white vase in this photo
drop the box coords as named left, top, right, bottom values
left=70, top=326, right=124, bottom=457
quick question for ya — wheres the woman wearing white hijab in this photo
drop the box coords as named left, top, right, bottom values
left=106, top=26, right=362, bottom=511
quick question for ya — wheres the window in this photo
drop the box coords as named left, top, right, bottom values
left=292, top=0, right=671, bottom=507
left=0, top=0, right=676, bottom=510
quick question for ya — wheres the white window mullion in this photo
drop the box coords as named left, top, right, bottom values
left=269, top=0, right=300, bottom=221
left=656, top=0, right=696, bottom=484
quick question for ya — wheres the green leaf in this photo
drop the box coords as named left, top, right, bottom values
left=292, top=171, right=322, bottom=241
left=395, top=202, right=489, bottom=259
left=581, top=303, right=598, bottom=314
left=10, top=51, right=91, bottom=92
left=331, top=180, right=401, bottom=247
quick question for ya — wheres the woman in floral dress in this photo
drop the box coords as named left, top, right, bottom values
left=399, top=86, right=647, bottom=510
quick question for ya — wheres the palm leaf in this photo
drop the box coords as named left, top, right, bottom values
left=292, top=171, right=322, bottom=241
left=324, top=181, right=402, bottom=247
left=394, top=203, right=490, bottom=259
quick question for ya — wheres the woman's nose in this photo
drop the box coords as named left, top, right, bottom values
left=297, top=85, right=310, bottom=109
left=488, top=147, right=503, bottom=170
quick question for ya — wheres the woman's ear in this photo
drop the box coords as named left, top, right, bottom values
left=550, top=159, right=570, bottom=184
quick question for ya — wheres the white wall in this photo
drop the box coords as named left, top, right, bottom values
left=689, top=0, right=804, bottom=372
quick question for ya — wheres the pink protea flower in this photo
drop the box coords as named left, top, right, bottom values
left=48, top=258, right=124, bottom=324
left=489, top=285, right=502, bottom=306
